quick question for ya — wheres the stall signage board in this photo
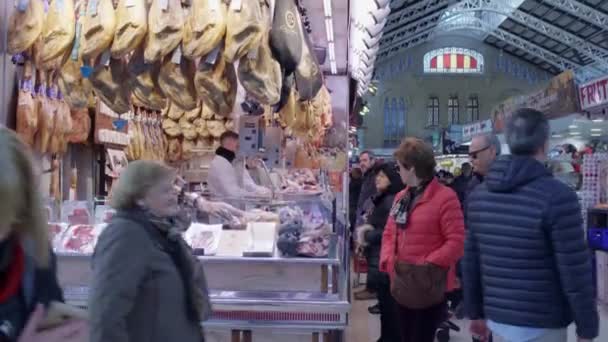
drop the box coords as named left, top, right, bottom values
left=491, top=70, right=580, bottom=132
left=462, top=119, right=492, bottom=141
left=95, top=102, right=130, bottom=146
left=579, top=76, right=608, bottom=111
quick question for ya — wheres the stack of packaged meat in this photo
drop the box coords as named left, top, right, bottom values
left=279, top=169, right=322, bottom=194
left=59, top=224, right=107, bottom=254
left=276, top=206, right=331, bottom=258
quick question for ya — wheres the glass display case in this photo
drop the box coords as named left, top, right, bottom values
left=53, top=186, right=350, bottom=342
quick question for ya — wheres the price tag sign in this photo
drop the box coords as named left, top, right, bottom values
left=247, top=47, right=258, bottom=61
left=171, top=46, right=183, bottom=64
left=209, top=0, right=220, bottom=12
left=80, top=65, right=93, bottom=78
left=160, top=0, right=169, bottom=11
left=70, top=23, right=82, bottom=61
left=125, top=0, right=137, bottom=7
left=230, top=0, right=242, bottom=11
left=87, top=0, right=99, bottom=16
left=100, top=50, right=112, bottom=66
left=17, top=0, right=30, bottom=12
left=205, top=46, right=221, bottom=65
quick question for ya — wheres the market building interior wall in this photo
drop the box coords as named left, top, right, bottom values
left=362, top=35, right=553, bottom=149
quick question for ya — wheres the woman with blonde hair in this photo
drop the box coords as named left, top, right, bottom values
left=0, top=128, right=87, bottom=342
left=89, top=160, right=211, bottom=342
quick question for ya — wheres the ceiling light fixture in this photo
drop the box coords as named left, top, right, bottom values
left=569, top=131, right=581, bottom=135
left=328, top=42, right=336, bottom=61
left=330, top=61, right=337, bottom=74
left=325, top=18, right=334, bottom=42
left=323, top=0, right=337, bottom=75
left=591, top=128, right=603, bottom=132
left=593, top=118, right=604, bottom=123
left=323, top=0, right=332, bottom=17
left=591, top=133, right=602, bottom=137
left=568, top=125, right=578, bottom=129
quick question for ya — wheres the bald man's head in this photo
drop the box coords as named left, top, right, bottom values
left=469, top=133, right=500, bottom=176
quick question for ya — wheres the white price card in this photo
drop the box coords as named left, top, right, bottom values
left=230, top=0, right=242, bottom=11
left=70, top=23, right=82, bottom=61
left=87, top=0, right=99, bottom=16
left=208, top=0, right=220, bottom=12
left=247, top=46, right=258, bottom=61
left=171, top=46, right=183, bottom=64
left=100, top=50, right=112, bottom=66
left=205, top=46, right=221, bottom=65
left=160, top=0, right=169, bottom=10
left=125, top=0, right=137, bottom=7
left=17, top=0, right=30, bottom=12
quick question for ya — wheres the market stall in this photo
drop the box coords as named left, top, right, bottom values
left=5, top=0, right=350, bottom=341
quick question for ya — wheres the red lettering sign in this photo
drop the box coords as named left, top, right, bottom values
left=579, top=77, right=608, bottom=110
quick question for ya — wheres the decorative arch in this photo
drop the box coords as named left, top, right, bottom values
left=423, top=47, right=484, bottom=74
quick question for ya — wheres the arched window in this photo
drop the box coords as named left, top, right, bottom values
left=423, top=47, right=484, bottom=74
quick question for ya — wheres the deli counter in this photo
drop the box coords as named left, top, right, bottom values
left=51, top=185, right=351, bottom=342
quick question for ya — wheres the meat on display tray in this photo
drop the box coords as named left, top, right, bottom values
left=184, top=224, right=223, bottom=256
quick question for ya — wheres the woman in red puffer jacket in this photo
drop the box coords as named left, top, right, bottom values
left=380, top=138, right=465, bottom=342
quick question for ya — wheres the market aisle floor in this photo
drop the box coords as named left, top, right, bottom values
left=346, top=294, right=608, bottom=342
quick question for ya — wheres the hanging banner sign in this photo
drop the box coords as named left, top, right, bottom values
left=491, top=70, right=580, bottom=132
left=462, top=119, right=493, bottom=141
left=95, top=102, right=130, bottom=146
left=579, top=76, right=608, bottom=111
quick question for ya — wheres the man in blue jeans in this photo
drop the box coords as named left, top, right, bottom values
left=463, top=108, right=598, bottom=342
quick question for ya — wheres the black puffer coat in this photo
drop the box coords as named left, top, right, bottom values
left=463, top=155, right=598, bottom=339
left=364, top=163, right=404, bottom=289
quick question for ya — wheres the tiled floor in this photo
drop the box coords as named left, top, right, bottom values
left=345, top=294, right=608, bottom=342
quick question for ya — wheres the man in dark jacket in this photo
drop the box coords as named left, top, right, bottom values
left=356, top=151, right=380, bottom=225
left=463, top=108, right=598, bottom=342
left=354, top=151, right=382, bottom=301
left=348, top=168, right=363, bottom=233
left=452, top=163, right=472, bottom=203
left=465, top=134, right=501, bottom=202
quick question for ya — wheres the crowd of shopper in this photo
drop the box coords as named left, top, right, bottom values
left=0, top=107, right=601, bottom=342
left=350, top=108, right=599, bottom=342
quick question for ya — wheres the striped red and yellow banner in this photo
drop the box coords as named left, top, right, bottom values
left=430, top=53, right=478, bottom=71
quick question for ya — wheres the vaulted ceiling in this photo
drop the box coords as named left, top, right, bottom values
left=351, top=0, right=608, bottom=95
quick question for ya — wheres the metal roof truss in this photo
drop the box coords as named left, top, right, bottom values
left=448, top=0, right=608, bottom=73
left=541, top=0, right=608, bottom=28
left=384, top=0, right=452, bottom=33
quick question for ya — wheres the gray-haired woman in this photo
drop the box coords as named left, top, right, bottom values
left=89, top=160, right=211, bottom=342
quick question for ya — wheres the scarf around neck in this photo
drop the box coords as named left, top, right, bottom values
left=216, top=146, right=236, bottom=164
left=390, top=180, right=431, bottom=229
left=138, top=209, right=212, bottom=323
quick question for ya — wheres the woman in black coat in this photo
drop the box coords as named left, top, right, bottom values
left=357, top=162, right=404, bottom=342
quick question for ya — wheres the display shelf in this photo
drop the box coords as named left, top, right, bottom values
left=198, top=254, right=341, bottom=266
